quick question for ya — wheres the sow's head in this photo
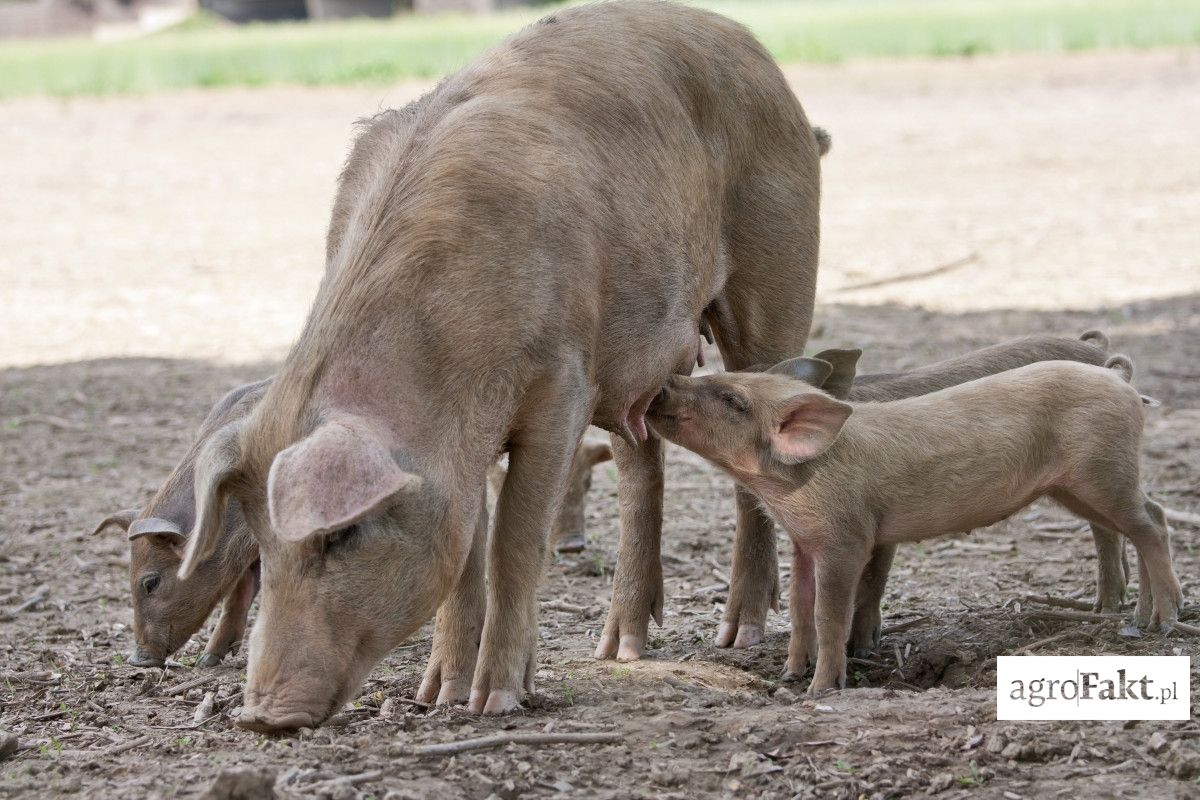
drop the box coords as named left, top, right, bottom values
left=179, top=406, right=471, bottom=732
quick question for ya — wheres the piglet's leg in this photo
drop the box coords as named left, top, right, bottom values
left=595, top=434, right=665, bottom=661
left=1058, top=489, right=1181, bottom=629
left=417, top=490, right=487, bottom=706
left=1090, top=524, right=1127, bottom=613
left=198, top=566, right=259, bottom=668
left=549, top=444, right=599, bottom=554
left=808, top=546, right=868, bottom=694
left=847, top=544, right=896, bottom=657
left=1131, top=499, right=1182, bottom=628
left=783, top=544, right=817, bottom=681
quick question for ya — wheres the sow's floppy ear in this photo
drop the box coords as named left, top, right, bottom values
left=811, top=348, right=862, bottom=400
left=178, top=421, right=244, bottom=579
left=268, top=415, right=422, bottom=543
left=768, top=356, right=834, bottom=388
left=770, top=392, right=853, bottom=464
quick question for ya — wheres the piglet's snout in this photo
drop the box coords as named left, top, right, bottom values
left=651, top=376, right=686, bottom=411
left=128, top=646, right=165, bottom=668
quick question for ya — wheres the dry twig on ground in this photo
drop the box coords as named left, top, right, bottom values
left=412, top=731, right=621, bottom=757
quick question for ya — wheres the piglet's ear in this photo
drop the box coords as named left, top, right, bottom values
left=811, top=348, right=862, bottom=400
left=768, top=356, right=833, bottom=388
left=93, top=509, right=138, bottom=536
left=770, top=393, right=853, bottom=464
left=268, top=415, right=422, bottom=543
left=179, top=421, right=243, bottom=580
left=128, top=517, right=186, bottom=545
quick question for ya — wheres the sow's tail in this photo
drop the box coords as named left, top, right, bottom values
left=1079, top=329, right=1110, bottom=351
left=1106, top=354, right=1161, bottom=406
left=813, top=127, right=832, bottom=157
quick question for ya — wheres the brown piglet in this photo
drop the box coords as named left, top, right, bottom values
left=93, top=379, right=268, bottom=668
left=648, top=356, right=1179, bottom=693
left=795, top=330, right=1126, bottom=659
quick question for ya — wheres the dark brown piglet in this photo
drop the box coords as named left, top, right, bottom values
left=94, top=379, right=268, bottom=667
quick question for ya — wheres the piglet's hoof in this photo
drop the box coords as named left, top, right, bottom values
left=593, top=634, right=618, bottom=660
left=467, top=688, right=522, bottom=715
left=555, top=531, right=587, bottom=554
left=197, top=652, right=224, bottom=668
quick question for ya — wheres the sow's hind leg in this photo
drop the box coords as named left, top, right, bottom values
left=709, top=151, right=820, bottom=650
left=594, top=433, right=665, bottom=661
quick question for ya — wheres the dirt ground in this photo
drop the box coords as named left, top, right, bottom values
left=2, top=49, right=1199, bottom=799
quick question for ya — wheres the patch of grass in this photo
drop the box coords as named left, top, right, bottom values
left=958, top=759, right=985, bottom=787
left=0, top=0, right=1197, bottom=98
left=38, top=736, right=64, bottom=755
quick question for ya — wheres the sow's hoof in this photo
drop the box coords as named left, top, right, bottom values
left=467, top=688, right=522, bottom=715
left=717, top=621, right=763, bottom=649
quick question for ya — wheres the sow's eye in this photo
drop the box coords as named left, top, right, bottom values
left=140, top=575, right=161, bottom=595
left=719, top=390, right=750, bottom=414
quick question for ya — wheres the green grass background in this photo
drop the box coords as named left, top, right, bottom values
left=1, top=0, right=1198, bottom=98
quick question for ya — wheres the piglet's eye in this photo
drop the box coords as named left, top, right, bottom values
left=720, top=391, right=750, bottom=413
left=140, top=575, right=160, bottom=595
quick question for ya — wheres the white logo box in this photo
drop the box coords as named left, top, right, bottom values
left=996, top=655, right=1191, bottom=721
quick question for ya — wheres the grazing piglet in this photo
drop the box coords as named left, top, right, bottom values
left=94, top=379, right=269, bottom=667
left=647, top=356, right=1180, bottom=693
left=95, top=382, right=611, bottom=667
left=798, top=330, right=1126, bottom=660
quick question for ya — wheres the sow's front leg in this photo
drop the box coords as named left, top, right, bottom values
left=469, top=388, right=588, bottom=714
left=416, top=489, right=487, bottom=705
left=594, top=434, right=665, bottom=662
